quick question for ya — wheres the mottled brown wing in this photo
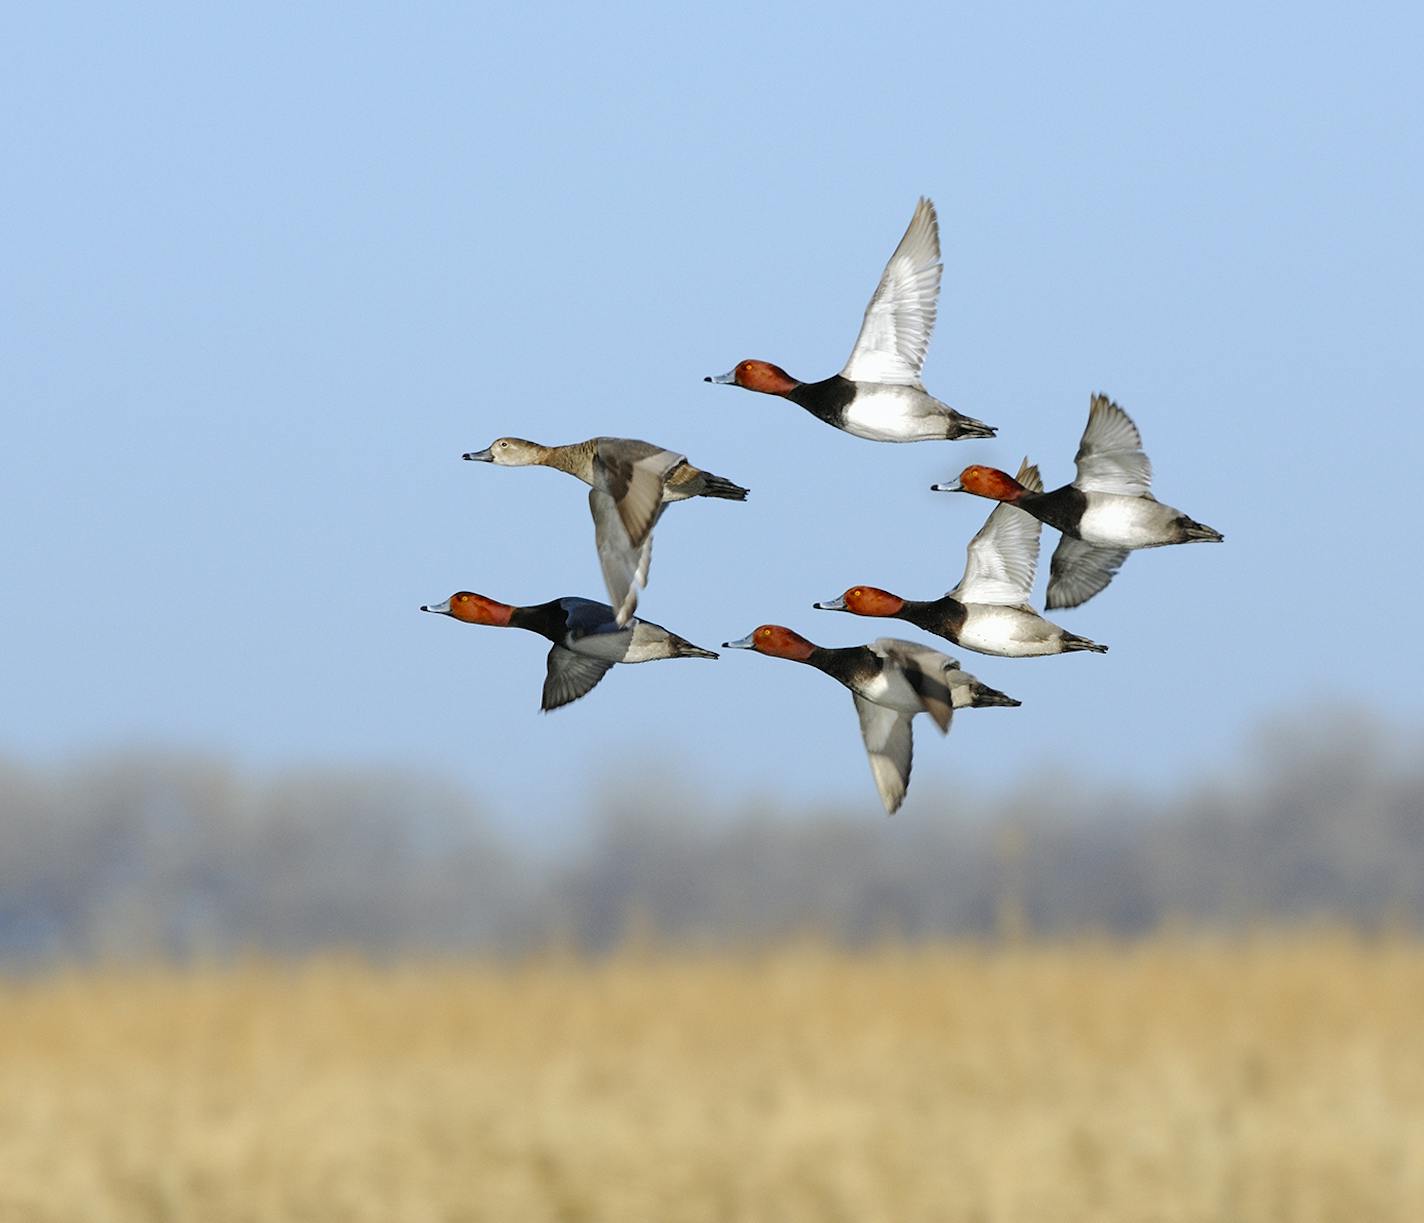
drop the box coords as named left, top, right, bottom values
left=589, top=488, right=655, bottom=626
left=594, top=442, right=684, bottom=545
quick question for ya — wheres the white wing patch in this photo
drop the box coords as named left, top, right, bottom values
left=840, top=197, right=942, bottom=387
left=852, top=694, right=914, bottom=815
left=589, top=488, right=655, bottom=627
left=1046, top=535, right=1130, bottom=610
left=1073, top=394, right=1153, bottom=497
left=952, top=462, right=1043, bottom=607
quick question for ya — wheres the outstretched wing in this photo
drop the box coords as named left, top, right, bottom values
left=840, top=197, right=942, bottom=386
left=1072, top=395, right=1153, bottom=497
left=589, top=489, right=656, bottom=626
left=541, top=645, right=614, bottom=712
left=852, top=694, right=914, bottom=815
left=1046, top=535, right=1130, bottom=609
left=594, top=442, right=684, bottom=545
left=951, top=458, right=1043, bottom=605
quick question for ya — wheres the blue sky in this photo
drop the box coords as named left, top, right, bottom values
left=4, top=4, right=1421, bottom=832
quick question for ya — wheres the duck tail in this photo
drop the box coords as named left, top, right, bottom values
left=948, top=412, right=997, bottom=440
left=698, top=471, right=750, bottom=501
left=970, top=681, right=1021, bottom=708
left=1061, top=631, right=1108, bottom=654
left=1180, top=517, right=1224, bottom=543
left=672, top=637, right=719, bottom=660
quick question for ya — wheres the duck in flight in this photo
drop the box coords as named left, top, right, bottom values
left=421, top=591, right=717, bottom=712
left=816, top=459, right=1107, bottom=656
left=463, top=436, right=748, bottom=626
left=723, top=625, right=1018, bottom=814
left=705, top=198, right=995, bottom=443
left=933, top=394, right=1223, bottom=609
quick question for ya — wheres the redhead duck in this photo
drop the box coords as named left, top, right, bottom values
left=723, top=626, right=1018, bottom=814
left=816, top=459, right=1107, bottom=656
left=705, top=198, right=995, bottom=443
left=463, top=436, right=748, bottom=626
left=421, top=592, right=717, bottom=711
left=933, top=394, right=1223, bottom=609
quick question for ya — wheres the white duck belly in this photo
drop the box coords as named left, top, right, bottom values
left=956, top=604, right=1062, bottom=657
left=840, top=385, right=948, bottom=442
left=1076, top=495, right=1178, bottom=549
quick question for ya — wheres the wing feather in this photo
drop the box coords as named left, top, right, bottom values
left=951, top=459, right=1043, bottom=605
left=594, top=442, right=684, bottom=545
left=870, top=637, right=956, bottom=733
left=589, top=488, right=656, bottom=626
left=541, top=645, right=615, bottom=711
left=557, top=596, right=622, bottom=639
left=840, top=197, right=942, bottom=386
left=1073, top=395, right=1153, bottom=497
left=1046, top=535, right=1130, bottom=609
left=852, top=694, right=914, bottom=815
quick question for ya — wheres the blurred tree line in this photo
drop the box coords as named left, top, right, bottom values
left=1, top=711, right=1421, bottom=963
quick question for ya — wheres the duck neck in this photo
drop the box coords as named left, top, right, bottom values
left=540, top=440, right=596, bottom=478
left=785, top=375, right=855, bottom=424
left=805, top=644, right=870, bottom=683
left=508, top=601, right=563, bottom=642
left=1017, top=484, right=1083, bottom=534
left=907, top=595, right=966, bottom=639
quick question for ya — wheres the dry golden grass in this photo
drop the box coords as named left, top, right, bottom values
left=2, top=933, right=1423, bottom=1222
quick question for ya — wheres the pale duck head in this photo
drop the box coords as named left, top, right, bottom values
left=462, top=437, right=547, bottom=466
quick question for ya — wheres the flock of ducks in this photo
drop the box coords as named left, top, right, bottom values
left=423, top=199, right=1223, bottom=813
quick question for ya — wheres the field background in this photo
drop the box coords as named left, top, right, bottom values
left=3, top=935, right=1423, bottom=1223
left=4, top=721, right=1424, bottom=1219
